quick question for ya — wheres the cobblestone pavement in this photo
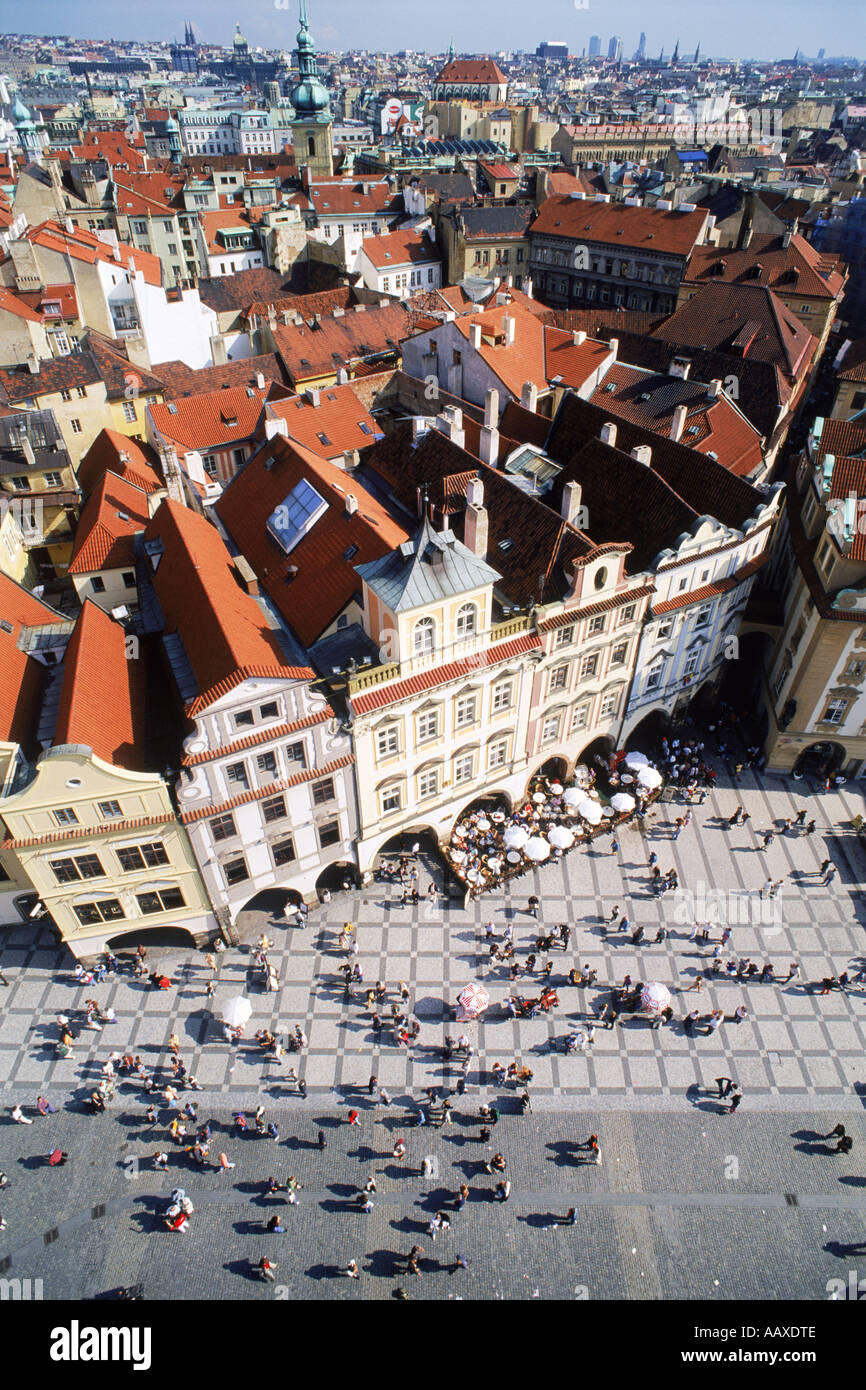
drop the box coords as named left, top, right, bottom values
left=0, top=1106, right=864, bottom=1301
left=1, top=765, right=865, bottom=1299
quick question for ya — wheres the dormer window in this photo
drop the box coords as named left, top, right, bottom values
left=413, top=615, right=435, bottom=655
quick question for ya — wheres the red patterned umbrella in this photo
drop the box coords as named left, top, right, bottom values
left=457, top=982, right=490, bottom=1020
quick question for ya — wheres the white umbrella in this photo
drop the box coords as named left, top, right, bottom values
left=638, top=766, right=663, bottom=790
left=504, top=825, right=530, bottom=850
left=563, top=787, right=582, bottom=807
left=549, top=781, right=564, bottom=795
left=625, top=751, right=650, bottom=769
left=578, top=799, right=603, bottom=824
left=222, top=996, right=252, bottom=1028
left=524, top=836, right=551, bottom=862
left=548, top=824, right=574, bottom=849
left=457, top=982, right=489, bottom=1021
left=610, top=792, right=636, bottom=813
left=476, top=817, right=492, bottom=831
left=640, top=981, right=671, bottom=1014
left=532, top=791, right=547, bottom=804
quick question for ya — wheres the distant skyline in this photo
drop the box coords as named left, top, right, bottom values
left=0, top=0, right=861, bottom=61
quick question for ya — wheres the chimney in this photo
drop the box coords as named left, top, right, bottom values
left=520, top=380, right=538, bottom=411
left=209, top=333, right=227, bottom=366
left=782, top=228, right=793, bottom=248
left=670, top=404, right=688, bottom=442
left=345, top=493, right=359, bottom=516
left=630, top=444, right=653, bottom=466
left=600, top=421, right=617, bottom=447
left=464, top=500, right=488, bottom=560
left=740, top=223, right=753, bottom=249
left=466, top=476, right=484, bottom=508
left=573, top=330, right=586, bottom=346
left=281, top=310, right=292, bottom=325
left=264, top=416, right=289, bottom=440
left=707, top=379, right=722, bottom=399
left=470, top=321, right=482, bottom=350
left=342, top=448, right=360, bottom=470
left=233, top=553, right=259, bottom=595
left=255, top=371, right=265, bottom=388
left=479, top=423, right=499, bottom=467
left=306, top=388, right=320, bottom=407
left=503, top=314, right=516, bottom=347
left=412, top=415, right=430, bottom=442
left=158, top=443, right=185, bottom=504
left=608, top=336, right=619, bottom=361
left=332, top=306, right=345, bottom=317
left=483, top=388, right=499, bottom=429
left=561, top=479, right=583, bottom=524
left=26, top=352, right=40, bottom=375
left=21, top=436, right=35, bottom=466
left=64, top=216, right=74, bottom=233
left=669, top=356, right=691, bottom=380
left=436, top=406, right=465, bottom=450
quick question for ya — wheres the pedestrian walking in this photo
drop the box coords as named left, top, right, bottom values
left=450, top=1254, right=470, bottom=1274
left=259, top=1257, right=277, bottom=1282
left=11, top=1105, right=32, bottom=1124
left=728, top=1093, right=743, bottom=1114
left=347, top=1109, right=360, bottom=1127
left=344, top=1259, right=360, bottom=1279
left=393, top=1138, right=406, bottom=1160
left=528, top=896, right=539, bottom=919
left=715, top=1077, right=735, bottom=1097
left=35, top=1096, right=57, bottom=1116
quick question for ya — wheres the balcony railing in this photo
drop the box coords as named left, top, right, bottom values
left=345, top=615, right=533, bottom=697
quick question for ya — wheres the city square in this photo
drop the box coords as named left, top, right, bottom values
left=1, top=760, right=864, bottom=1300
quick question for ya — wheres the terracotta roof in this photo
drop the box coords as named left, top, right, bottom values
left=263, top=384, right=381, bottom=458
left=0, top=573, right=64, bottom=748
left=179, top=753, right=354, bottom=822
left=588, top=363, right=765, bottom=477
left=651, top=553, right=769, bottom=614
left=448, top=301, right=548, bottom=398
left=530, top=197, right=708, bottom=257
left=537, top=586, right=656, bottom=630
left=435, top=58, right=508, bottom=85
left=652, top=282, right=816, bottom=380
left=351, top=633, right=540, bottom=715
left=215, top=435, right=410, bottom=647
left=683, top=232, right=846, bottom=301
left=112, top=171, right=186, bottom=216
left=0, top=343, right=162, bottom=403
left=181, top=706, right=333, bottom=766
left=197, top=267, right=294, bottom=314
left=199, top=207, right=258, bottom=255
left=16, top=283, right=79, bottom=320
left=148, top=382, right=272, bottom=454
left=544, top=328, right=612, bottom=389
left=24, top=219, right=162, bottom=287
left=300, top=180, right=394, bottom=216
left=817, top=417, right=866, bottom=460
left=0, top=287, right=44, bottom=323
left=360, top=228, right=440, bottom=271
left=53, top=600, right=149, bottom=770
left=71, top=131, right=148, bottom=168
left=4, top=812, right=175, bottom=850
left=144, top=499, right=313, bottom=714
left=244, top=286, right=355, bottom=323
left=826, top=456, right=866, bottom=562
left=152, top=353, right=291, bottom=399
left=68, top=471, right=150, bottom=575
left=271, top=303, right=423, bottom=386
left=838, top=338, right=866, bottom=384
left=77, top=428, right=164, bottom=496
left=479, top=162, right=520, bottom=182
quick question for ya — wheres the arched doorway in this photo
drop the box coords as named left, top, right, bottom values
left=106, top=924, right=198, bottom=952
left=454, top=791, right=512, bottom=821
left=624, top=708, right=670, bottom=753
left=793, top=741, right=845, bottom=779
left=375, top=828, right=441, bottom=866
left=529, top=756, right=569, bottom=789
left=315, top=861, right=360, bottom=896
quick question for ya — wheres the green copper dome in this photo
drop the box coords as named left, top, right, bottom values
left=291, top=1, right=331, bottom=120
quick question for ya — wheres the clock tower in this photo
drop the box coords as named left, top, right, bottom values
left=290, top=1, right=333, bottom=178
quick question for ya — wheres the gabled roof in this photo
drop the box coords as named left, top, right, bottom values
left=112, top=171, right=186, bottom=216
left=357, top=514, right=501, bottom=611
left=530, top=197, right=708, bottom=257
left=77, top=429, right=164, bottom=496
left=297, top=179, right=394, bottom=216
left=445, top=301, right=548, bottom=398
left=360, top=228, right=440, bottom=270
left=23, top=219, right=162, bottom=287
left=683, top=232, right=846, bottom=301
left=0, top=342, right=163, bottom=404
left=271, top=302, right=425, bottom=385
left=588, top=363, right=764, bottom=477
left=435, top=58, right=508, bottom=84
left=838, top=338, right=866, bottom=384
left=457, top=204, right=534, bottom=241
left=817, top=416, right=866, bottom=460
left=152, top=353, right=291, bottom=399
left=199, top=207, right=258, bottom=255
left=263, top=384, right=381, bottom=458
left=197, top=266, right=294, bottom=314
left=68, top=471, right=151, bottom=575
left=0, top=573, right=65, bottom=748
left=144, top=499, right=312, bottom=714
left=543, top=328, right=611, bottom=389
left=53, top=600, right=149, bottom=770
left=215, top=435, right=410, bottom=646
left=0, top=287, right=44, bottom=323
left=148, top=382, right=273, bottom=454
left=652, top=282, right=816, bottom=380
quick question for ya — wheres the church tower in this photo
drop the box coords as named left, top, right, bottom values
left=290, top=0, right=333, bottom=179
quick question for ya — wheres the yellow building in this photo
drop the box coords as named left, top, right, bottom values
left=0, top=600, right=216, bottom=957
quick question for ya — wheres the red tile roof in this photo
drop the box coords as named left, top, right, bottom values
left=3, top=812, right=175, bottom=850
left=360, top=228, right=440, bottom=271
left=302, top=179, right=395, bottom=215
left=653, top=282, right=816, bottom=380
left=530, top=197, right=709, bottom=257
left=651, top=553, right=769, bottom=614
left=271, top=302, right=425, bottom=386
left=53, top=600, right=149, bottom=769
left=144, top=499, right=313, bottom=714
left=112, top=172, right=186, bottom=216
left=24, top=220, right=162, bottom=287
left=199, top=207, right=257, bottom=255
left=838, top=338, right=866, bottom=384
left=68, top=471, right=150, bottom=575
left=819, top=417, right=866, bottom=460
left=262, top=384, right=381, bottom=457
left=350, top=633, right=541, bottom=715
left=151, top=353, right=291, bottom=399
left=148, top=383, right=272, bottom=455
left=683, top=232, right=847, bottom=301
left=215, top=435, right=410, bottom=646
left=544, top=328, right=612, bottom=388
left=0, top=287, right=44, bottom=323
left=77, top=428, right=163, bottom=496
left=479, top=163, right=520, bottom=182
left=448, top=301, right=548, bottom=398
left=0, top=574, right=64, bottom=747
left=435, top=58, right=507, bottom=84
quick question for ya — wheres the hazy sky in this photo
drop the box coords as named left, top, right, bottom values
left=0, top=0, right=861, bottom=60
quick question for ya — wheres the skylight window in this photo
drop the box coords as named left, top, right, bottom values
left=358, top=422, right=372, bottom=434
left=316, top=432, right=332, bottom=446
left=267, top=477, right=328, bottom=555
